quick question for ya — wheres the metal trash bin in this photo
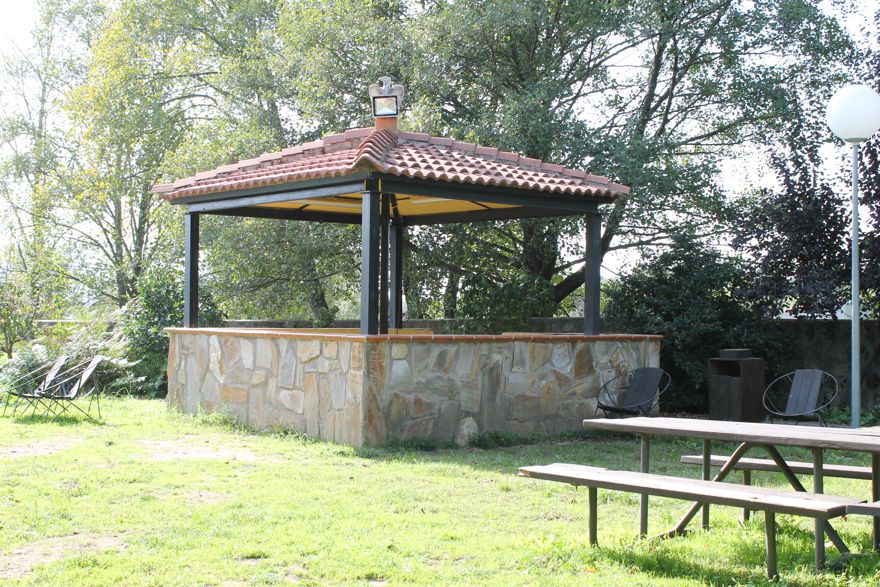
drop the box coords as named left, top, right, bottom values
left=708, top=349, right=766, bottom=422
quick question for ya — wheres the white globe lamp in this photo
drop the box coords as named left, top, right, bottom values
left=826, top=84, right=880, bottom=428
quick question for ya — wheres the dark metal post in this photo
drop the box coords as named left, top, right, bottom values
left=873, top=452, right=880, bottom=551
left=183, top=212, right=199, bottom=327
left=584, top=212, right=602, bottom=335
left=389, top=221, right=404, bottom=330
left=379, top=195, right=390, bottom=334
left=639, top=434, right=650, bottom=537
left=361, top=190, right=380, bottom=335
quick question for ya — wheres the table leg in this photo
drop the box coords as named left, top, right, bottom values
left=813, top=448, right=825, bottom=570
left=873, top=452, right=879, bottom=552
left=663, top=442, right=751, bottom=538
left=702, top=439, right=711, bottom=530
left=765, top=511, right=778, bottom=580
left=760, top=444, right=849, bottom=555
left=588, top=486, right=597, bottom=546
left=742, top=469, right=751, bottom=522
left=640, top=433, right=650, bottom=537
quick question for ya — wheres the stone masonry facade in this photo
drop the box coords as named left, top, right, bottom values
left=167, top=328, right=660, bottom=447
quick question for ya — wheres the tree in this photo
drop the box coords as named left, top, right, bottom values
left=0, top=0, right=97, bottom=313
left=281, top=0, right=856, bottom=319
left=200, top=217, right=360, bottom=323
left=734, top=124, right=850, bottom=318
left=0, top=275, right=37, bottom=359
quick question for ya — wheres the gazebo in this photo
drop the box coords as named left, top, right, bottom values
left=156, top=79, right=659, bottom=446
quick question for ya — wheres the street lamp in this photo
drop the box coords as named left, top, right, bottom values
left=826, top=84, right=880, bottom=428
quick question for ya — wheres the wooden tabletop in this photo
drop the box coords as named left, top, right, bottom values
left=582, top=417, right=880, bottom=453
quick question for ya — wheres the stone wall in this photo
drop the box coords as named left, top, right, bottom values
left=361, top=337, right=659, bottom=445
left=167, top=329, right=660, bottom=446
left=167, top=330, right=365, bottom=445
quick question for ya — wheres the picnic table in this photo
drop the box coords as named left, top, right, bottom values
left=581, top=416, right=880, bottom=567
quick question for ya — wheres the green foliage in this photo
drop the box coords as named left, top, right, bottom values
left=451, top=271, right=556, bottom=334
left=0, top=344, right=52, bottom=396
left=0, top=277, right=36, bottom=359
left=0, top=0, right=866, bottom=339
left=119, top=265, right=223, bottom=397
left=734, top=101, right=851, bottom=318
left=284, top=0, right=856, bottom=317
left=468, top=431, right=530, bottom=450
left=604, top=238, right=781, bottom=412
left=0, top=324, right=136, bottom=399
left=54, top=324, right=139, bottom=397
left=201, top=217, right=358, bottom=323
left=824, top=405, right=880, bottom=427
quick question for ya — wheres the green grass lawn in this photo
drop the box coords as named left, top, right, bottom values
left=2, top=399, right=880, bottom=586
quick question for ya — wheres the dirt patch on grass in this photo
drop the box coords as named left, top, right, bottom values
left=152, top=488, right=232, bottom=505
left=0, top=532, right=127, bottom=578
left=0, top=437, right=82, bottom=459
left=141, top=436, right=258, bottom=462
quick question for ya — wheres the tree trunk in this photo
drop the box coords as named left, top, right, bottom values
left=443, top=271, right=460, bottom=319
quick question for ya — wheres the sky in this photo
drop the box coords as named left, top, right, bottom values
left=0, top=1, right=35, bottom=54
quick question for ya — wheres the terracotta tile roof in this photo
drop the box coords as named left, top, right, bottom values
left=154, top=127, right=629, bottom=201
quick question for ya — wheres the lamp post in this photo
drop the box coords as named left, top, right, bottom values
left=826, top=84, right=880, bottom=428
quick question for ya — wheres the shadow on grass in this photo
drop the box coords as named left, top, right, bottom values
left=591, top=520, right=879, bottom=586
left=2, top=411, right=104, bottom=427
left=351, top=430, right=713, bottom=478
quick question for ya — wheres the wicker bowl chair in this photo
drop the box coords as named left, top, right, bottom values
left=762, top=369, right=838, bottom=427
left=597, top=367, right=671, bottom=418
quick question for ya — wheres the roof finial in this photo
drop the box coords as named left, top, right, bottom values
left=368, top=76, right=404, bottom=133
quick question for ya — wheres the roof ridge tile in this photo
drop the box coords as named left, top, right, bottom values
left=399, top=131, right=430, bottom=142
left=497, top=150, right=519, bottom=162
left=258, top=151, right=283, bottom=163
left=428, top=136, right=454, bottom=147
left=323, top=131, right=348, bottom=145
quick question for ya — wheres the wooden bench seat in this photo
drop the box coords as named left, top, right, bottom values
left=519, top=463, right=862, bottom=578
left=680, top=454, right=872, bottom=480
left=847, top=500, right=880, bottom=516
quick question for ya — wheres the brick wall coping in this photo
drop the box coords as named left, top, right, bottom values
left=165, top=327, right=661, bottom=343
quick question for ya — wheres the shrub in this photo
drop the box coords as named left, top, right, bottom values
left=119, top=265, right=223, bottom=397
left=0, top=344, right=52, bottom=396
left=604, top=238, right=782, bottom=413
left=0, top=324, right=137, bottom=399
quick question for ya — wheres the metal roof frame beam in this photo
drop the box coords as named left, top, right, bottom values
left=403, top=206, right=588, bottom=226
left=200, top=206, right=361, bottom=224
left=175, top=174, right=370, bottom=212
left=379, top=175, right=609, bottom=212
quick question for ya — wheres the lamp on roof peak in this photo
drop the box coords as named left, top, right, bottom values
left=369, top=76, right=404, bottom=133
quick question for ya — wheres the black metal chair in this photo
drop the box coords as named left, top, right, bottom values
left=597, top=367, right=671, bottom=417
left=40, top=355, right=104, bottom=423
left=762, top=369, right=838, bottom=427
